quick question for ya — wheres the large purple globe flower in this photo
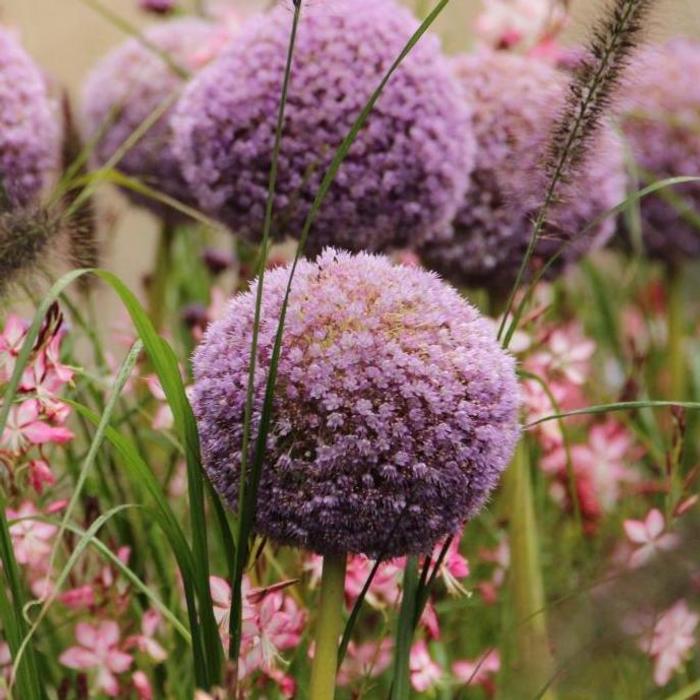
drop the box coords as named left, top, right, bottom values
left=420, top=51, right=626, bottom=294
left=193, top=249, right=520, bottom=558
left=620, top=39, right=700, bottom=263
left=172, top=0, right=474, bottom=254
left=0, top=27, right=59, bottom=206
left=81, top=18, right=231, bottom=220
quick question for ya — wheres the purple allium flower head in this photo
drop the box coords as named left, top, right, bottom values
left=192, top=249, right=520, bottom=558
left=172, top=0, right=475, bottom=254
left=620, top=39, right=700, bottom=263
left=0, top=27, right=59, bottom=206
left=420, top=51, right=626, bottom=293
left=81, top=18, right=232, bottom=220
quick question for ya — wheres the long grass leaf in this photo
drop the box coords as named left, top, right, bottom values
left=91, top=270, right=223, bottom=682
left=390, top=555, right=420, bottom=700
left=526, top=400, right=700, bottom=428
left=230, top=0, right=302, bottom=662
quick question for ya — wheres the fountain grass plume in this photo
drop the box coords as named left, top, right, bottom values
left=500, top=0, right=658, bottom=347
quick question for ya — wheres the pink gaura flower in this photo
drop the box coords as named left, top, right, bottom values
left=1, top=400, right=73, bottom=455
left=429, top=537, right=469, bottom=596
left=645, top=600, right=699, bottom=686
left=543, top=420, right=638, bottom=513
left=6, top=502, right=56, bottom=571
left=209, top=576, right=304, bottom=680
left=530, top=324, right=595, bottom=386
left=132, top=670, right=153, bottom=700
left=337, top=639, right=393, bottom=687
left=126, top=609, right=167, bottom=663
left=306, top=554, right=403, bottom=610
left=624, top=509, right=680, bottom=569
left=409, top=640, right=442, bottom=693
left=453, top=648, right=500, bottom=693
left=59, top=585, right=96, bottom=610
left=145, top=375, right=174, bottom=431
left=59, top=620, right=133, bottom=697
left=27, top=459, right=55, bottom=494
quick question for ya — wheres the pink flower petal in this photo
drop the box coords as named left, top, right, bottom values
left=59, top=646, right=99, bottom=670
left=623, top=519, right=648, bottom=544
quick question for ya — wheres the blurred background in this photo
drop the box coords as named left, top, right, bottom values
left=1, top=0, right=699, bottom=315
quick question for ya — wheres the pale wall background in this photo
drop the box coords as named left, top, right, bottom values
left=1, top=0, right=699, bottom=313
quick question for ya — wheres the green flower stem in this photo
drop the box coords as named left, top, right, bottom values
left=309, top=553, right=348, bottom=700
left=667, top=265, right=686, bottom=402
left=147, top=222, right=176, bottom=330
left=501, top=439, right=556, bottom=700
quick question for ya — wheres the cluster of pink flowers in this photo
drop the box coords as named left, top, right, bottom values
left=304, top=537, right=499, bottom=694
left=1, top=315, right=74, bottom=494
left=626, top=599, right=700, bottom=686
left=59, top=612, right=166, bottom=698
left=210, top=575, right=304, bottom=697
left=520, top=318, right=640, bottom=531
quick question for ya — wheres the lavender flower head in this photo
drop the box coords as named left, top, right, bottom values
left=81, top=18, right=232, bottom=220
left=193, top=249, right=520, bottom=558
left=620, top=39, right=700, bottom=263
left=0, top=27, right=59, bottom=206
left=420, top=51, right=626, bottom=293
left=172, top=0, right=474, bottom=254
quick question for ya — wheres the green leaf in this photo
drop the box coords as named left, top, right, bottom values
left=390, top=556, right=420, bottom=700
left=664, top=679, right=700, bottom=700
left=525, top=400, right=700, bottom=428
left=91, top=270, right=223, bottom=683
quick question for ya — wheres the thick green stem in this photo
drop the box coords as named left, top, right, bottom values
left=501, top=440, right=556, bottom=700
left=667, top=266, right=686, bottom=402
left=147, top=222, right=176, bottom=330
left=309, top=553, right=347, bottom=700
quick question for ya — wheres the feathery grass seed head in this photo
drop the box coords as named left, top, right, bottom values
left=420, top=51, right=625, bottom=293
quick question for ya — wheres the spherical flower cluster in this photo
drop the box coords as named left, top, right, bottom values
left=192, top=249, right=519, bottom=558
left=172, top=0, right=474, bottom=254
left=81, top=18, right=232, bottom=220
left=619, top=39, right=700, bottom=263
left=0, top=27, right=59, bottom=206
left=420, top=51, right=626, bottom=293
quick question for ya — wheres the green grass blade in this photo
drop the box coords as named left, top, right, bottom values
left=47, top=340, right=142, bottom=598
left=0, top=495, right=44, bottom=700
left=525, top=400, right=700, bottom=428
left=70, top=401, right=208, bottom=686
left=11, top=504, right=138, bottom=682
left=390, top=556, right=420, bottom=700
left=664, top=679, right=700, bottom=700
left=230, top=0, right=302, bottom=663
left=92, top=270, right=223, bottom=682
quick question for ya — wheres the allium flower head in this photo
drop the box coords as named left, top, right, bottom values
left=620, top=39, right=700, bottom=262
left=193, top=249, right=519, bottom=558
left=0, top=27, right=59, bottom=206
left=172, top=0, right=474, bottom=254
left=81, top=18, right=232, bottom=220
left=420, top=51, right=626, bottom=293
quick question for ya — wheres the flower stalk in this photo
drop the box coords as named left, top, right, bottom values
left=502, top=439, right=556, bottom=700
left=309, top=553, right=347, bottom=700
